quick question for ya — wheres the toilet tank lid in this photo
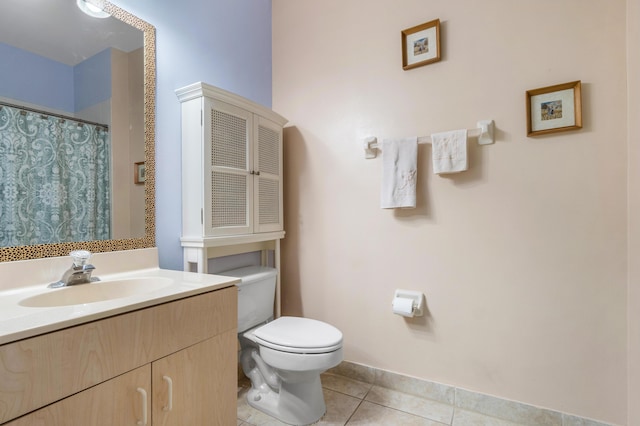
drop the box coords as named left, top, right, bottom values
left=217, top=265, right=277, bottom=286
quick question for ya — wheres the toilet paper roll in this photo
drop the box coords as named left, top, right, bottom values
left=392, top=297, right=414, bottom=317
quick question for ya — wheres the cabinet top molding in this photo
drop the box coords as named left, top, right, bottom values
left=175, top=82, right=288, bottom=127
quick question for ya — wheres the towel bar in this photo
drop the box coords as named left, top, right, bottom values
left=363, top=119, right=494, bottom=159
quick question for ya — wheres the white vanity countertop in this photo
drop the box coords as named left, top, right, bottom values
left=0, top=257, right=239, bottom=345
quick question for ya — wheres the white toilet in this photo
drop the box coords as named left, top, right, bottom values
left=219, top=266, right=343, bottom=426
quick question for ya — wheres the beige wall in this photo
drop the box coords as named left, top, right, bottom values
left=111, top=48, right=145, bottom=239
left=628, top=0, right=640, bottom=424
left=273, top=1, right=628, bottom=424
left=128, top=47, right=145, bottom=238
left=111, top=48, right=131, bottom=239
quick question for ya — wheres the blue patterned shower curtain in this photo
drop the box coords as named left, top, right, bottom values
left=0, top=104, right=111, bottom=246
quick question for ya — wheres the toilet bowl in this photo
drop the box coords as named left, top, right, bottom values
left=219, top=266, right=343, bottom=426
left=241, top=317, right=343, bottom=425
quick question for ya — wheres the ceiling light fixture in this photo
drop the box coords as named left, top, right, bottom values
left=76, top=0, right=110, bottom=18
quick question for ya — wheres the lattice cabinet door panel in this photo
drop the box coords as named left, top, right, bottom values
left=204, top=98, right=253, bottom=236
left=254, top=115, right=283, bottom=233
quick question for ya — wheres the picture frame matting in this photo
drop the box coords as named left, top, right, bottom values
left=134, top=161, right=146, bottom=185
left=526, top=80, right=582, bottom=137
left=402, top=19, right=441, bottom=70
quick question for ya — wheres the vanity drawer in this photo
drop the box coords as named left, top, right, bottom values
left=0, top=285, right=237, bottom=424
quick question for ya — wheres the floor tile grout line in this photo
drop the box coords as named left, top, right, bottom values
left=343, top=398, right=366, bottom=425
left=326, top=382, right=369, bottom=425
left=359, top=399, right=452, bottom=425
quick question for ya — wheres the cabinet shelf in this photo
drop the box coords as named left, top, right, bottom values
left=180, top=230, right=285, bottom=249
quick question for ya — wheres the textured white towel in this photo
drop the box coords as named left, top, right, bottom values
left=431, top=129, right=468, bottom=174
left=380, top=137, right=418, bottom=209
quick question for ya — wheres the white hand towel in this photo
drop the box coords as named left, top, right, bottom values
left=380, top=137, right=418, bottom=209
left=431, top=129, right=468, bottom=174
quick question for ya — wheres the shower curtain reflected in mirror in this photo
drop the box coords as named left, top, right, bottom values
left=0, top=104, right=111, bottom=246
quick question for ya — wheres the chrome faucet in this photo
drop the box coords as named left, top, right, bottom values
left=49, top=250, right=100, bottom=288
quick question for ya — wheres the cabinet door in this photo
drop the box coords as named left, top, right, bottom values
left=254, top=115, right=284, bottom=233
left=5, top=365, right=151, bottom=426
left=152, top=329, right=237, bottom=426
left=204, top=98, right=253, bottom=236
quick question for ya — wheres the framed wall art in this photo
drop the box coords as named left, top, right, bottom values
left=134, top=161, right=146, bottom=184
left=526, top=80, right=582, bottom=137
left=401, top=19, right=441, bottom=70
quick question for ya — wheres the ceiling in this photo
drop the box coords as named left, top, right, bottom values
left=0, top=0, right=143, bottom=66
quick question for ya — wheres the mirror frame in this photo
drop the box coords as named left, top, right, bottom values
left=0, top=0, right=156, bottom=262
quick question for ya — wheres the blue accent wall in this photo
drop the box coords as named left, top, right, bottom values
left=74, top=48, right=112, bottom=111
left=112, top=0, right=273, bottom=270
left=0, top=43, right=74, bottom=112
left=0, top=43, right=112, bottom=114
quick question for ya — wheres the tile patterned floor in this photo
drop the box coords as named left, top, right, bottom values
left=237, top=366, right=615, bottom=426
left=237, top=372, right=445, bottom=426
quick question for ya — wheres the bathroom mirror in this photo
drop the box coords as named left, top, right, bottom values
left=0, top=0, right=156, bottom=262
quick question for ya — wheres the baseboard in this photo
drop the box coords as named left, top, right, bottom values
left=326, top=361, right=616, bottom=426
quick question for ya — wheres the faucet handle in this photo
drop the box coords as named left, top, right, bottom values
left=70, top=250, right=92, bottom=267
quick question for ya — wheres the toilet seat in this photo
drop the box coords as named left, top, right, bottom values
left=253, top=316, right=343, bottom=354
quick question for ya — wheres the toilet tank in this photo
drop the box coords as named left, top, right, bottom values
left=218, top=266, right=277, bottom=333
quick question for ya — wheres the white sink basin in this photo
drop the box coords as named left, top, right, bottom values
left=19, top=277, right=174, bottom=307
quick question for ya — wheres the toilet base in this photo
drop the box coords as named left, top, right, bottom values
left=238, top=319, right=343, bottom=426
left=241, top=345, right=330, bottom=425
left=246, top=373, right=326, bottom=426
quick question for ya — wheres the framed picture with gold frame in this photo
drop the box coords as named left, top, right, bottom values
left=401, top=19, right=441, bottom=70
left=134, top=161, right=146, bottom=185
left=526, top=80, right=582, bottom=137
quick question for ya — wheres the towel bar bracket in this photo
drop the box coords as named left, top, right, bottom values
left=363, top=119, right=495, bottom=159
left=477, top=119, right=495, bottom=146
left=364, top=136, right=378, bottom=159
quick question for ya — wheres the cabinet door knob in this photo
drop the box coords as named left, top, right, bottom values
left=163, top=375, right=174, bottom=412
left=136, top=387, right=148, bottom=425
left=255, top=171, right=261, bottom=176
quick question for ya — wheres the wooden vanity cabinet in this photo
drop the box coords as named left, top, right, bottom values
left=5, top=365, right=152, bottom=425
left=152, top=330, right=236, bottom=425
left=0, top=286, right=237, bottom=425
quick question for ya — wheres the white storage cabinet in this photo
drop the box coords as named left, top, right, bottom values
left=176, top=82, right=287, bottom=274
